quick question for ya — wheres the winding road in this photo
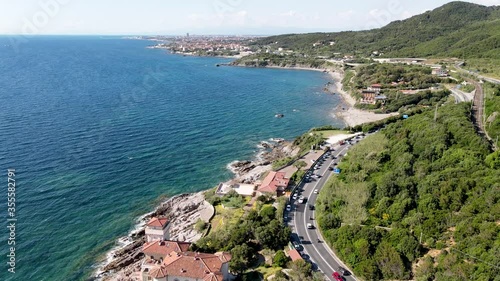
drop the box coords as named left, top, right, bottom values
left=285, top=141, right=360, bottom=281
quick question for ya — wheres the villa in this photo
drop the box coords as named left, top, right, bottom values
left=141, top=240, right=233, bottom=281
left=257, top=171, right=290, bottom=197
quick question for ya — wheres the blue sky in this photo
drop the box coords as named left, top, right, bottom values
left=0, top=0, right=498, bottom=35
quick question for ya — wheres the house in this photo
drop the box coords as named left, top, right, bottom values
left=143, top=240, right=191, bottom=262
left=432, top=68, right=449, bottom=77
left=257, top=171, right=290, bottom=196
left=368, top=84, right=382, bottom=92
left=141, top=248, right=233, bottom=281
left=145, top=217, right=171, bottom=242
left=361, top=90, right=377, bottom=104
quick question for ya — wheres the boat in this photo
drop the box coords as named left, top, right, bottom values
left=275, top=113, right=284, bottom=118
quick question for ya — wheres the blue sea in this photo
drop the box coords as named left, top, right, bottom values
left=0, top=36, right=342, bottom=280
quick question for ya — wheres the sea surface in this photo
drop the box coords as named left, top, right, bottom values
left=0, top=36, right=342, bottom=280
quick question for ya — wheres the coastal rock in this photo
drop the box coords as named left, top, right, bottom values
left=96, top=192, right=214, bottom=280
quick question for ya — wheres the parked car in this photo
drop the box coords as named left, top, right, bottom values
left=286, top=205, right=291, bottom=211
left=337, top=266, right=350, bottom=276
left=332, top=272, right=344, bottom=281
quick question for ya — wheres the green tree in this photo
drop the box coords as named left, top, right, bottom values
left=229, top=243, right=255, bottom=274
left=485, top=151, right=500, bottom=169
left=288, top=259, right=312, bottom=281
left=273, top=250, right=289, bottom=267
left=374, top=242, right=406, bottom=279
left=293, top=160, right=307, bottom=170
left=255, top=220, right=291, bottom=250
left=194, top=219, right=207, bottom=233
left=259, top=205, right=277, bottom=223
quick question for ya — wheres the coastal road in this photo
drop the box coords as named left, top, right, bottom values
left=286, top=142, right=360, bottom=281
left=455, top=62, right=500, bottom=85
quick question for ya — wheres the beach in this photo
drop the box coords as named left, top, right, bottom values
left=327, top=70, right=399, bottom=127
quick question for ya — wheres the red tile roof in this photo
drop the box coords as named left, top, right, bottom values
left=147, top=251, right=231, bottom=281
left=143, top=240, right=192, bottom=257
left=146, top=217, right=169, bottom=228
left=288, top=249, right=303, bottom=261
left=258, top=171, right=289, bottom=193
left=150, top=265, right=168, bottom=278
left=371, top=84, right=382, bottom=88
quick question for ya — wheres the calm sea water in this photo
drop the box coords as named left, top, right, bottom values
left=0, top=36, right=342, bottom=280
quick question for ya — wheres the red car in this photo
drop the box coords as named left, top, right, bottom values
left=332, top=272, right=344, bottom=281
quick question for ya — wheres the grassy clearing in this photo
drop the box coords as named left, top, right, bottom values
left=464, top=58, right=500, bottom=79
left=255, top=265, right=283, bottom=280
left=314, top=130, right=350, bottom=138
left=211, top=205, right=245, bottom=231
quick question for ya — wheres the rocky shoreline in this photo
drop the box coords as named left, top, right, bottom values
left=94, top=139, right=295, bottom=280
left=94, top=192, right=213, bottom=281
left=228, top=139, right=297, bottom=183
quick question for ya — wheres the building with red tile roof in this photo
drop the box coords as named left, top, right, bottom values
left=287, top=249, right=303, bottom=262
left=142, top=249, right=233, bottom=281
left=145, top=217, right=171, bottom=242
left=143, top=240, right=192, bottom=261
left=257, top=171, right=289, bottom=196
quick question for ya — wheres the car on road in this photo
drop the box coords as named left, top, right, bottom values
left=328, top=166, right=334, bottom=171
left=286, top=205, right=291, bottom=211
left=337, top=266, right=350, bottom=276
left=308, top=204, right=314, bottom=210
left=332, top=272, right=344, bottom=281
left=292, top=194, right=298, bottom=200
left=313, top=189, right=318, bottom=194
left=307, top=223, right=314, bottom=229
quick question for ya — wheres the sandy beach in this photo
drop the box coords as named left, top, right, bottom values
left=327, top=71, right=399, bottom=127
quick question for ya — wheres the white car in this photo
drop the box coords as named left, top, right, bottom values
left=286, top=205, right=291, bottom=211
left=314, top=189, right=318, bottom=194
left=292, top=194, right=298, bottom=200
left=307, top=223, right=314, bottom=229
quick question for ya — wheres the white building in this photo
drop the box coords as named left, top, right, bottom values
left=145, top=217, right=171, bottom=242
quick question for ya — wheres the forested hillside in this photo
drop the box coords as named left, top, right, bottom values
left=253, top=1, right=500, bottom=59
left=316, top=103, right=500, bottom=280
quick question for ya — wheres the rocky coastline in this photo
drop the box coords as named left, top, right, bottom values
left=94, top=139, right=295, bottom=280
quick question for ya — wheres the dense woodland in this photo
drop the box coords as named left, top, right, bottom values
left=252, top=2, right=500, bottom=59
left=316, top=103, right=500, bottom=280
left=484, top=82, right=500, bottom=148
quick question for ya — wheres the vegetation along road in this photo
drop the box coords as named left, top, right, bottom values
left=287, top=140, right=363, bottom=281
